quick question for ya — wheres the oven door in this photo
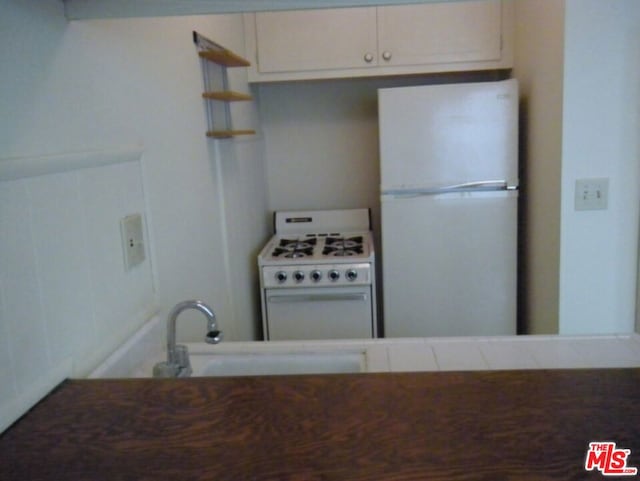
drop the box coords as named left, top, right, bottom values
left=265, top=286, right=374, bottom=340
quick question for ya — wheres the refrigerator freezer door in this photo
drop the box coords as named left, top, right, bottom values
left=379, top=79, right=518, bottom=191
left=381, top=190, right=517, bottom=337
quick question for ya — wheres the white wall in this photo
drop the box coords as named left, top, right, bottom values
left=0, top=0, right=268, bottom=431
left=513, top=0, right=564, bottom=333
left=259, top=79, right=382, bottom=235
left=215, top=138, right=270, bottom=340
left=559, top=0, right=640, bottom=334
left=0, top=151, right=155, bottom=433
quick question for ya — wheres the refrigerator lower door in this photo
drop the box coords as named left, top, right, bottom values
left=382, top=190, right=517, bottom=337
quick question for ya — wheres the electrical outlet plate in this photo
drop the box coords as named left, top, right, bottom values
left=575, top=178, right=609, bottom=211
left=120, top=213, right=145, bottom=270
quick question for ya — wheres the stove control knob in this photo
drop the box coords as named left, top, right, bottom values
left=293, top=270, right=305, bottom=283
left=310, top=270, right=322, bottom=282
left=346, top=269, right=358, bottom=281
left=328, top=269, right=340, bottom=282
left=275, top=271, right=287, bottom=284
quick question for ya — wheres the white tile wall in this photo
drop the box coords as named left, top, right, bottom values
left=0, top=150, right=157, bottom=433
left=28, top=172, right=95, bottom=363
left=0, top=277, right=18, bottom=410
left=0, top=181, right=51, bottom=395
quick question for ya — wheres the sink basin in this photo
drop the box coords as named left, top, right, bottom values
left=190, top=351, right=365, bottom=377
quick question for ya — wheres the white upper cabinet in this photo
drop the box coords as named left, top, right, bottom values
left=252, top=8, right=378, bottom=73
left=243, top=0, right=512, bottom=82
left=377, top=1, right=502, bottom=67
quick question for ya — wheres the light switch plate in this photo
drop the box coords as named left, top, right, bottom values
left=575, top=178, right=609, bottom=211
left=120, top=213, right=145, bottom=270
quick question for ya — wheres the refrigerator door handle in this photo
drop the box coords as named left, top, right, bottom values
left=382, top=180, right=516, bottom=197
left=445, top=180, right=508, bottom=191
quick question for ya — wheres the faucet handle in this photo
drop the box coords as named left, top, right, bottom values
left=174, top=344, right=192, bottom=370
left=153, top=361, right=180, bottom=378
left=153, top=344, right=192, bottom=378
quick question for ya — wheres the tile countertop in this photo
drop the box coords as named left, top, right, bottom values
left=90, top=316, right=640, bottom=379
left=365, top=334, right=640, bottom=371
left=173, top=333, right=640, bottom=374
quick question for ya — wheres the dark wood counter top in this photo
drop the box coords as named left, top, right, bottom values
left=1, top=369, right=639, bottom=480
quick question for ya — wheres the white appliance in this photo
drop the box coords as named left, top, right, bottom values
left=258, top=209, right=377, bottom=340
left=379, top=79, right=518, bottom=337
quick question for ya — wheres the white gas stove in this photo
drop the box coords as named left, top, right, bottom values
left=258, top=209, right=377, bottom=340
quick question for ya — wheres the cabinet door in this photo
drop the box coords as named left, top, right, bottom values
left=377, top=0, right=503, bottom=67
left=253, top=8, right=377, bottom=73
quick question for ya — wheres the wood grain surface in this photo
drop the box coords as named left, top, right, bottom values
left=1, top=369, right=639, bottom=480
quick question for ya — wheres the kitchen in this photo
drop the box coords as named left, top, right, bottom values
left=1, top=0, right=640, bottom=452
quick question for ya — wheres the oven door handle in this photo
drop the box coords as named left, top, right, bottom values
left=268, top=293, right=368, bottom=303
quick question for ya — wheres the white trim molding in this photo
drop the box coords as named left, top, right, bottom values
left=0, top=147, right=144, bottom=182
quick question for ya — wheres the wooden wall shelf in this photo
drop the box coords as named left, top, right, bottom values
left=207, top=129, right=256, bottom=139
left=202, top=91, right=253, bottom=101
left=193, top=31, right=255, bottom=139
left=198, top=49, right=250, bottom=68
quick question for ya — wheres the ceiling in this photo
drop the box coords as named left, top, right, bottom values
left=63, top=0, right=462, bottom=20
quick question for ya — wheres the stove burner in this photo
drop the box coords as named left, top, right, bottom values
left=272, top=237, right=317, bottom=258
left=324, top=248, right=362, bottom=257
left=322, top=236, right=364, bottom=257
left=279, top=237, right=317, bottom=250
left=285, top=248, right=314, bottom=259
left=325, top=236, right=363, bottom=248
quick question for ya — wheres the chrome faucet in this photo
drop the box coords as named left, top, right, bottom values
left=153, top=300, right=222, bottom=378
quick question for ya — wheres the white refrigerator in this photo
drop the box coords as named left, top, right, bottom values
left=379, top=79, right=518, bottom=337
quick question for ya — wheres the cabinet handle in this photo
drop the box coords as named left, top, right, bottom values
left=268, top=293, right=368, bottom=303
left=363, top=52, right=374, bottom=63
left=382, top=51, right=392, bottom=61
